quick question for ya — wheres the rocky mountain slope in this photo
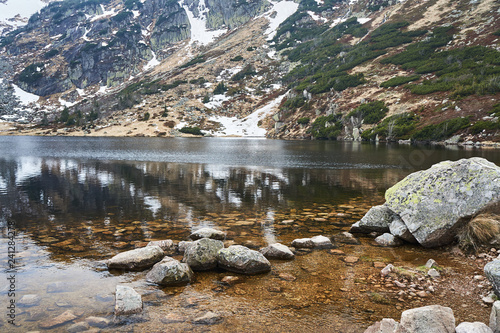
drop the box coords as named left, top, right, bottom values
left=0, top=0, right=499, bottom=142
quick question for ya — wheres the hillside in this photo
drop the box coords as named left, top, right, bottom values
left=0, top=0, right=499, bottom=143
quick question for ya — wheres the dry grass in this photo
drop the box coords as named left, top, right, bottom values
left=457, top=214, right=500, bottom=251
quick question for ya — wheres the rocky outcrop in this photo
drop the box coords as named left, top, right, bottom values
left=353, top=158, right=500, bottom=248
left=485, top=260, right=500, bottom=298
left=183, top=238, right=224, bottom=270
left=260, top=243, right=295, bottom=260
left=115, top=285, right=142, bottom=316
left=217, top=245, right=271, bottom=274
left=146, top=257, right=194, bottom=286
left=189, top=227, right=226, bottom=241
left=385, top=158, right=500, bottom=247
left=107, top=246, right=164, bottom=271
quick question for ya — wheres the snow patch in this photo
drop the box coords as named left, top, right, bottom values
left=180, top=0, right=227, bottom=46
left=0, top=0, right=48, bottom=21
left=58, top=98, right=76, bottom=108
left=12, top=84, right=39, bottom=105
left=90, top=5, right=117, bottom=22
left=307, top=11, right=327, bottom=22
left=357, top=17, right=371, bottom=24
left=208, top=94, right=286, bottom=137
left=144, top=51, right=160, bottom=70
left=204, top=94, right=230, bottom=109
left=264, top=0, right=299, bottom=40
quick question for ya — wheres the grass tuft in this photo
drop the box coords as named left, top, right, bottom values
left=457, top=214, right=500, bottom=251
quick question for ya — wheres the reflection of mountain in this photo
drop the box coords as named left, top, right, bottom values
left=0, top=157, right=403, bottom=230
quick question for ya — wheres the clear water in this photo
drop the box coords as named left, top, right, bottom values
left=0, top=136, right=498, bottom=332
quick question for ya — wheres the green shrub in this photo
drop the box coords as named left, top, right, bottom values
left=230, top=55, right=244, bottom=62
left=380, top=75, right=420, bottom=87
left=18, top=63, right=45, bottom=84
left=282, top=96, right=306, bottom=110
left=43, top=49, right=59, bottom=59
left=361, top=113, right=419, bottom=140
left=470, top=120, right=500, bottom=134
left=179, top=126, right=203, bottom=136
left=231, top=65, right=256, bottom=81
left=142, top=112, right=150, bottom=121
left=297, top=117, right=310, bottom=125
left=180, top=55, right=206, bottom=69
left=213, top=82, right=228, bottom=95
left=310, top=114, right=343, bottom=140
left=348, top=101, right=388, bottom=124
left=412, top=117, right=470, bottom=141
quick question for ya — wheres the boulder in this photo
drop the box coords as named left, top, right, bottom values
left=115, top=285, right=142, bottom=316
left=485, top=260, right=500, bottom=297
left=147, top=240, right=176, bottom=254
left=332, top=231, right=361, bottom=245
left=217, top=245, right=271, bottom=274
left=107, top=246, right=164, bottom=271
left=491, top=301, right=500, bottom=333
left=456, top=321, right=493, bottom=333
left=389, top=215, right=417, bottom=243
left=291, top=238, right=315, bottom=248
left=260, top=243, right=295, bottom=260
left=178, top=241, right=194, bottom=253
left=311, top=235, right=334, bottom=248
left=375, top=233, right=403, bottom=247
left=364, top=318, right=400, bottom=333
left=183, top=238, right=224, bottom=270
left=189, top=227, right=226, bottom=241
left=146, top=257, right=194, bottom=286
left=385, top=158, right=500, bottom=247
left=192, top=311, right=222, bottom=325
left=350, top=205, right=393, bottom=234
left=399, top=305, right=455, bottom=333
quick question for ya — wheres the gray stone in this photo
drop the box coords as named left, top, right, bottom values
left=375, top=233, right=403, bottom=247
left=178, top=241, right=194, bottom=253
left=85, top=316, right=111, bottom=328
left=399, top=305, right=455, bottom=333
left=311, top=235, right=334, bottom=248
left=456, top=322, right=493, bottom=333
left=291, top=238, right=315, bottom=248
left=385, top=158, right=500, bottom=247
left=146, top=257, right=194, bottom=286
left=332, top=231, right=361, bottom=245
left=363, top=318, right=400, bottom=332
left=147, top=240, right=176, bottom=254
left=389, top=215, right=417, bottom=243
left=189, top=227, right=226, bottom=241
left=39, top=310, right=78, bottom=329
left=381, top=264, right=394, bottom=277
left=485, top=260, right=500, bottom=297
left=115, top=285, right=142, bottom=316
left=19, top=294, right=41, bottom=307
left=183, top=238, right=224, bottom=270
left=217, top=245, right=271, bottom=274
left=260, top=243, right=295, bottom=260
left=425, top=259, right=438, bottom=269
left=192, top=311, right=222, bottom=325
left=490, top=300, right=500, bottom=333
left=428, top=268, right=441, bottom=278
left=350, top=205, right=393, bottom=234
left=107, top=246, right=164, bottom=271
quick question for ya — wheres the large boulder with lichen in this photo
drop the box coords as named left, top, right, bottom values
left=217, top=245, right=271, bottom=274
left=385, top=158, right=500, bottom=247
left=146, top=257, right=194, bottom=286
left=183, top=238, right=224, bottom=270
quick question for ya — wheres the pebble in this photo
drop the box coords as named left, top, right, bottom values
left=329, top=249, right=345, bottom=255
left=428, top=268, right=440, bottom=278
left=221, top=276, right=241, bottom=285
left=343, top=256, right=359, bottom=263
left=393, top=281, right=406, bottom=288
left=416, top=291, right=427, bottom=298
left=279, top=273, right=297, bottom=281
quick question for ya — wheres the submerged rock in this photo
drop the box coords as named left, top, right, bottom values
left=192, top=311, right=222, bottom=325
left=107, top=246, right=165, bottom=271
left=146, top=257, right=193, bottom=286
left=332, top=231, right=361, bottom=245
left=19, top=294, right=41, bottom=307
left=189, top=227, right=226, bottom=241
left=350, top=205, right=393, bottom=234
left=399, top=305, right=455, bottom=333
left=217, top=245, right=271, bottom=274
left=260, top=243, right=295, bottom=260
left=183, top=238, right=224, bottom=270
left=115, top=285, right=142, bottom=316
left=39, top=310, right=78, bottom=329
left=385, top=158, right=500, bottom=247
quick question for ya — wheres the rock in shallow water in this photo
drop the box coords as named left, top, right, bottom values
left=218, top=245, right=271, bottom=274
left=350, top=205, right=393, bottom=234
left=39, top=310, right=78, bottom=329
left=115, top=285, right=142, bottom=316
left=189, top=227, right=226, bottom=241
left=183, top=238, right=224, bottom=270
left=107, top=246, right=165, bottom=271
left=146, top=257, right=193, bottom=286
left=385, top=158, right=500, bottom=247
left=260, top=243, right=295, bottom=260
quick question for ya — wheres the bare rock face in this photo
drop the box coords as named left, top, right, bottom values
left=189, top=227, right=226, bottom=241
left=385, top=158, right=500, bottom=247
left=183, top=238, right=224, bottom=270
left=217, top=245, right=271, bottom=274
left=146, top=257, right=194, bottom=286
left=260, top=243, right=295, bottom=260
left=115, top=285, right=142, bottom=316
left=107, top=246, right=165, bottom=271
left=399, top=305, right=455, bottom=333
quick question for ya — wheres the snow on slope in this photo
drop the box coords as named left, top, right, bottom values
left=264, top=0, right=299, bottom=40
left=0, top=0, right=48, bottom=21
left=208, top=94, right=286, bottom=137
left=12, top=83, right=39, bottom=105
left=180, top=0, right=227, bottom=46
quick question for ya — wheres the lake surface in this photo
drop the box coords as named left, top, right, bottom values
left=1, top=136, right=499, bottom=332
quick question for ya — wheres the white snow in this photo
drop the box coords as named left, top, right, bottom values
left=357, top=17, right=372, bottom=24
left=204, top=94, right=230, bottom=109
left=330, top=17, right=347, bottom=28
left=0, top=0, right=49, bottom=21
left=208, top=94, right=286, bottom=137
left=264, top=0, right=299, bottom=40
left=307, top=11, right=327, bottom=22
left=144, top=51, right=160, bottom=70
left=58, top=97, right=76, bottom=108
left=12, top=83, right=39, bottom=105
left=82, top=27, right=90, bottom=41
left=90, top=5, right=117, bottom=22
left=314, top=0, right=324, bottom=4
left=180, top=0, right=227, bottom=46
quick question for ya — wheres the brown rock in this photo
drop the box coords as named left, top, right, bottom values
left=344, top=256, right=359, bottom=263
left=279, top=273, right=297, bottom=281
left=329, top=249, right=345, bottom=255
left=221, top=276, right=242, bottom=285
left=373, top=262, right=387, bottom=269
left=39, top=310, right=78, bottom=329
left=161, top=313, right=188, bottom=324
